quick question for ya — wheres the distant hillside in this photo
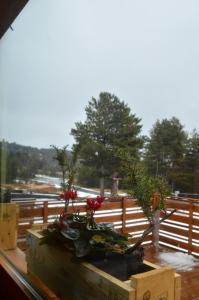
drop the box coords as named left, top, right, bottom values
left=0, top=140, right=70, bottom=183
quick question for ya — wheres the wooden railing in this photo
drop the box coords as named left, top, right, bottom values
left=14, top=196, right=199, bottom=256
left=160, top=197, right=199, bottom=256
left=15, top=197, right=152, bottom=250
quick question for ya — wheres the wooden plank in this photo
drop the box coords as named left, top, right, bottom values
left=191, top=243, right=199, bottom=254
left=161, top=220, right=188, bottom=229
left=193, top=204, right=199, bottom=213
left=47, top=202, right=123, bottom=215
left=95, top=214, right=122, bottom=223
left=101, top=201, right=123, bottom=210
left=193, top=218, right=199, bottom=226
left=19, top=207, right=43, bottom=218
left=160, top=224, right=188, bottom=238
left=168, top=197, right=199, bottom=204
left=125, top=199, right=138, bottom=208
left=131, top=267, right=175, bottom=300
left=45, top=206, right=64, bottom=216
left=47, top=207, right=122, bottom=217
left=1, top=247, right=27, bottom=273
left=125, top=212, right=146, bottom=221
left=159, top=236, right=189, bottom=250
left=18, top=223, right=48, bottom=238
left=125, top=224, right=148, bottom=233
left=192, top=230, right=199, bottom=240
left=165, top=200, right=190, bottom=210
left=161, top=213, right=189, bottom=224
left=0, top=203, right=18, bottom=250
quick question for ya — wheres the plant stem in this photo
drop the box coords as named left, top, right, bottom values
left=125, top=209, right=176, bottom=254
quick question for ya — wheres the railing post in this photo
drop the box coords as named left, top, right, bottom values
left=122, top=197, right=127, bottom=234
left=43, top=201, right=48, bottom=224
left=188, top=199, right=193, bottom=254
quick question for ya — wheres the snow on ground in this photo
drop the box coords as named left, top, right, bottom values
left=76, top=190, right=100, bottom=198
left=159, top=251, right=199, bottom=272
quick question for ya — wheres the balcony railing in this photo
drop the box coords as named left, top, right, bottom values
left=16, top=197, right=152, bottom=250
left=14, top=196, right=199, bottom=256
left=160, top=197, right=199, bottom=256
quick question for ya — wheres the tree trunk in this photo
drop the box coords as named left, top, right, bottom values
left=99, top=165, right=105, bottom=196
left=193, top=168, right=199, bottom=193
left=100, top=177, right=105, bottom=197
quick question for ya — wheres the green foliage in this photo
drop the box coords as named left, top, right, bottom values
left=132, top=171, right=169, bottom=222
left=144, top=117, right=187, bottom=191
left=117, top=150, right=170, bottom=222
left=51, top=144, right=80, bottom=191
left=40, top=216, right=130, bottom=258
left=182, top=130, right=199, bottom=193
left=71, top=92, right=143, bottom=194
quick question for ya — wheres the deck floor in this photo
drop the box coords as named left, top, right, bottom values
left=144, top=245, right=199, bottom=300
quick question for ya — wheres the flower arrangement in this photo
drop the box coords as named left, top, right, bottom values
left=43, top=144, right=175, bottom=264
left=41, top=192, right=131, bottom=258
left=43, top=145, right=133, bottom=259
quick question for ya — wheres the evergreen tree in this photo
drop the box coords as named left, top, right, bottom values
left=71, top=92, right=142, bottom=195
left=183, top=130, right=199, bottom=193
left=144, top=117, right=187, bottom=191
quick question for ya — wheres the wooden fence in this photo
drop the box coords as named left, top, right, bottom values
left=14, top=196, right=199, bottom=256
left=160, top=196, right=199, bottom=256
left=15, top=197, right=152, bottom=250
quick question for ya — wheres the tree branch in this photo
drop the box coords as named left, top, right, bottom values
left=125, top=209, right=176, bottom=254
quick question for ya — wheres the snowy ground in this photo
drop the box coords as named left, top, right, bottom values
left=159, top=251, right=199, bottom=272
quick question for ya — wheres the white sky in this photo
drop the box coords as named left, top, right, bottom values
left=0, top=0, right=199, bottom=149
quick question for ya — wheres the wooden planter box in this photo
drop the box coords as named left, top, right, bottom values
left=26, top=229, right=181, bottom=300
left=0, top=203, right=18, bottom=250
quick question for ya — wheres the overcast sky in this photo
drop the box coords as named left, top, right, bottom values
left=0, top=0, right=199, bottom=149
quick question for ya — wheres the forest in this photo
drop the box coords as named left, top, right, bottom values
left=1, top=92, right=199, bottom=194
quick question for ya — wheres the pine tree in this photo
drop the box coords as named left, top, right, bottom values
left=71, top=92, right=142, bottom=195
left=144, top=117, right=187, bottom=192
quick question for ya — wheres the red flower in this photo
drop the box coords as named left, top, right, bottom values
left=86, top=196, right=105, bottom=212
left=59, top=190, right=77, bottom=201
left=96, top=196, right=105, bottom=204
